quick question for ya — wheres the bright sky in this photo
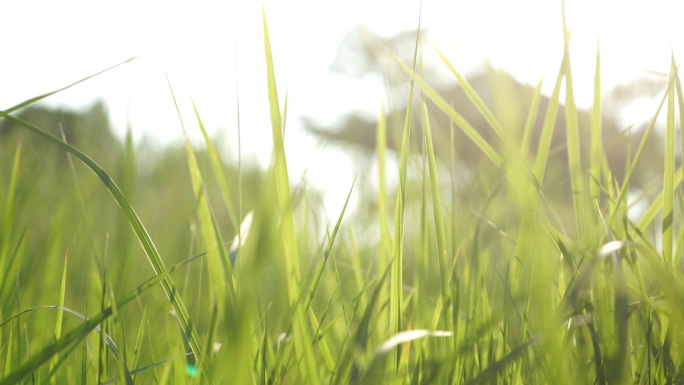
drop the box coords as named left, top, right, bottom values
left=2, top=0, right=684, bottom=218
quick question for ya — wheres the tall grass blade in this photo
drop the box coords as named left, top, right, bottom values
left=108, top=288, right=133, bottom=385
left=521, top=79, right=543, bottom=159
left=344, top=264, right=393, bottom=384
left=191, top=99, right=239, bottom=230
left=302, top=178, right=355, bottom=375
left=48, top=253, right=68, bottom=385
left=662, top=56, right=677, bottom=267
left=4, top=323, right=12, bottom=378
left=614, top=86, right=668, bottom=224
left=304, top=177, right=355, bottom=311
left=183, top=119, right=234, bottom=305
left=534, top=61, right=565, bottom=182
left=389, top=11, right=422, bottom=375
left=432, top=47, right=505, bottom=140
left=22, top=324, right=35, bottom=385
left=0, top=144, right=21, bottom=263
left=2, top=57, right=135, bottom=115
left=0, top=110, right=205, bottom=376
left=262, top=8, right=318, bottom=383
left=590, top=42, right=602, bottom=200
left=393, top=56, right=501, bottom=167
left=561, top=6, right=587, bottom=240
left=420, top=99, right=452, bottom=336
left=375, top=100, right=391, bottom=345
left=129, top=308, right=146, bottom=375
left=377, top=101, right=391, bottom=268
left=674, top=64, right=684, bottom=267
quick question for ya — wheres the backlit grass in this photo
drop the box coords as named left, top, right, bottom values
left=1, top=6, right=684, bottom=384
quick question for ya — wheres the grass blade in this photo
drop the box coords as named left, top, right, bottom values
left=389, top=12, right=422, bottom=373
left=393, top=56, right=501, bottom=167
left=0, top=110, right=205, bottom=377
left=0, top=249, right=206, bottom=385
left=613, top=86, right=668, bottom=223
left=561, top=6, right=587, bottom=240
left=420, top=98, right=452, bottom=336
left=2, top=57, right=136, bottom=115
left=0, top=144, right=21, bottom=262
left=432, top=47, right=505, bottom=140
left=178, top=98, right=236, bottom=306
left=304, top=177, right=356, bottom=311
left=662, top=56, right=677, bottom=267
left=521, top=79, right=543, bottom=159
left=263, top=8, right=318, bottom=383
left=377, top=101, right=391, bottom=268
left=48, top=253, right=68, bottom=385
left=191, top=99, right=239, bottom=230
left=590, top=42, right=603, bottom=199
left=534, top=61, right=565, bottom=182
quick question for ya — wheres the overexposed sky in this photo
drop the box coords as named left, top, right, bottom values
left=2, top=0, right=684, bottom=217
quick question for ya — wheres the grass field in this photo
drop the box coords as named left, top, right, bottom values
left=1, top=7, right=684, bottom=384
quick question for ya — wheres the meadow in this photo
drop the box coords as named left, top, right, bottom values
left=1, top=8, right=684, bottom=384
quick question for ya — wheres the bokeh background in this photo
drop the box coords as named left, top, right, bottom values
left=3, top=0, right=683, bottom=220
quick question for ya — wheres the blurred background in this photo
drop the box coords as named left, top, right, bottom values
left=2, top=0, right=683, bottom=220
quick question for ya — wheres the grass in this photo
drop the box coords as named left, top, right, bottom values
left=1, top=5, right=684, bottom=384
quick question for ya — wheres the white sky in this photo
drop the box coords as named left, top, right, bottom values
left=2, top=0, right=684, bottom=219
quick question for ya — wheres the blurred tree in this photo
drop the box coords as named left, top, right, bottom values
left=305, top=29, right=665, bottom=199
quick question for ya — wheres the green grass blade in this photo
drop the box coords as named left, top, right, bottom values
left=22, top=324, right=34, bottom=384
left=389, top=16, right=421, bottom=361
left=0, top=250, right=206, bottom=385
left=432, top=46, right=505, bottom=140
left=184, top=135, right=233, bottom=300
left=674, top=64, right=684, bottom=268
left=420, top=99, right=451, bottom=336
left=0, top=110, right=206, bottom=375
left=375, top=100, right=391, bottom=346
left=432, top=45, right=553, bottom=193
left=377, top=101, right=391, bottom=267
left=101, top=352, right=195, bottom=384
left=191, top=99, right=238, bottom=230
left=1, top=144, right=21, bottom=255
left=0, top=144, right=22, bottom=298
left=662, top=57, right=677, bottom=267
left=590, top=42, right=602, bottom=199
left=465, top=331, right=543, bottom=384
left=613, top=84, right=668, bottom=224
left=534, top=61, right=565, bottom=182
left=129, top=308, right=146, bottom=374
left=263, top=8, right=318, bottom=383
left=304, top=177, right=356, bottom=311
left=346, top=264, right=393, bottom=383
left=184, top=126, right=235, bottom=303
left=521, top=79, right=543, bottom=159
left=561, top=6, right=586, bottom=240
left=48, top=253, right=68, bottom=385
left=393, top=56, right=501, bottom=167
left=303, top=178, right=355, bottom=374
left=108, top=287, right=134, bottom=385
left=610, top=250, right=629, bottom=382
left=3, top=57, right=135, bottom=115
left=4, top=323, right=12, bottom=378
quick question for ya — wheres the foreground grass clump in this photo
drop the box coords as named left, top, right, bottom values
left=2, top=8, right=684, bottom=385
